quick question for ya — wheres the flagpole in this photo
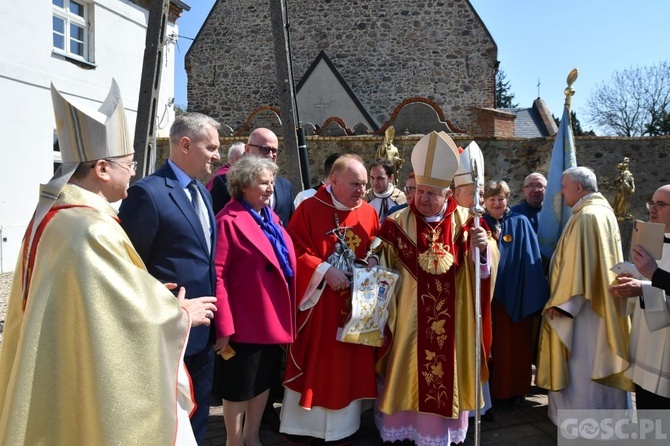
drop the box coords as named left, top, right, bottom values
left=537, top=69, right=579, bottom=258
left=471, top=159, right=484, bottom=446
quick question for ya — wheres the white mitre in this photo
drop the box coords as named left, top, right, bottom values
left=453, top=140, right=484, bottom=188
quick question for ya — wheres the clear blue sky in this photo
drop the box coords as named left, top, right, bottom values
left=173, top=0, right=670, bottom=134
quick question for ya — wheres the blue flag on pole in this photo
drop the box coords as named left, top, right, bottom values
left=537, top=103, right=577, bottom=258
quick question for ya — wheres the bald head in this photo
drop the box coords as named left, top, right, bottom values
left=524, top=172, right=547, bottom=187
left=329, top=154, right=367, bottom=208
left=246, top=128, right=279, bottom=162
left=650, top=184, right=670, bottom=230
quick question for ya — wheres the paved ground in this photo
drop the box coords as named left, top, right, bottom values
left=1, top=272, right=557, bottom=445
left=204, top=386, right=556, bottom=445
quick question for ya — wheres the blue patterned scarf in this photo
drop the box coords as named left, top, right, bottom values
left=240, top=199, right=294, bottom=280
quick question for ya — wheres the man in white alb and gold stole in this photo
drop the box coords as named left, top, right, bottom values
left=536, top=167, right=633, bottom=425
left=373, top=132, right=499, bottom=446
left=610, top=183, right=670, bottom=409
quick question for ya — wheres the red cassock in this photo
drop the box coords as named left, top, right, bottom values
left=283, top=187, right=380, bottom=410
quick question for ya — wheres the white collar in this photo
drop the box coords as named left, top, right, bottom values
left=573, top=192, right=595, bottom=208
left=327, top=185, right=361, bottom=211
left=373, top=184, right=395, bottom=199
left=424, top=203, right=448, bottom=222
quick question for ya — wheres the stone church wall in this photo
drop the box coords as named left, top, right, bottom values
left=186, top=0, right=497, bottom=134
left=157, top=134, right=670, bottom=228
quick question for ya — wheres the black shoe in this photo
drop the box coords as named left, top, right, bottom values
left=511, top=395, right=524, bottom=405
left=469, top=411, right=495, bottom=422
left=261, top=407, right=281, bottom=432
left=283, top=434, right=314, bottom=445
left=323, top=431, right=358, bottom=446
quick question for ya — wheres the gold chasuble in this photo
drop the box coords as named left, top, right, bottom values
left=0, top=185, right=193, bottom=445
left=536, top=193, right=633, bottom=392
left=374, top=201, right=498, bottom=418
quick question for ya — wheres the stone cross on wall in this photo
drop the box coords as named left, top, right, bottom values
left=313, top=97, right=332, bottom=124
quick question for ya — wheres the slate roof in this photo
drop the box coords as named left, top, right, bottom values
left=499, top=97, right=557, bottom=138
left=500, top=106, right=550, bottom=138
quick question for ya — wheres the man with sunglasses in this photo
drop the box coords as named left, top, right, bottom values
left=210, top=128, right=295, bottom=224
left=610, top=184, right=670, bottom=409
left=386, top=172, right=416, bottom=216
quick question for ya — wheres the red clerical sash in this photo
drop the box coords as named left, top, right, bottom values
left=377, top=205, right=469, bottom=416
left=22, top=205, right=96, bottom=309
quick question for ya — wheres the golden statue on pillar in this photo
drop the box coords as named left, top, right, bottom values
left=613, top=157, right=635, bottom=221
left=376, top=126, right=403, bottom=184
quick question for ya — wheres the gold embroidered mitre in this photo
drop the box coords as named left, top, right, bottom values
left=52, top=79, right=133, bottom=163
left=411, top=131, right=460, bottom=188
left=23, top=80, right=134, bottom=295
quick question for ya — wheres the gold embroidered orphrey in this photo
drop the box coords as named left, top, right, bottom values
left=420, top=278, right=452, bottom=408
left=418, top=223, right=454, bottom=275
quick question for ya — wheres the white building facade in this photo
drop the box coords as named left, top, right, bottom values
left=0, top=0, right=185, bottom=272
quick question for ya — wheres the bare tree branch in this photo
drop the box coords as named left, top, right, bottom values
left=585, top=61, right=670, bottom=136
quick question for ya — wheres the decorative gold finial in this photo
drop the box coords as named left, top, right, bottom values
left=564, top=68, right=578, bottom=108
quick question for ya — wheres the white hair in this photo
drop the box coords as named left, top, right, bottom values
left=228, top=142, right=245, bottom=159
left=563, top=166, right=598, bottom=192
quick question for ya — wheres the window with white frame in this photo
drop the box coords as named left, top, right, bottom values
left=52, top=0, right=91, bottom=61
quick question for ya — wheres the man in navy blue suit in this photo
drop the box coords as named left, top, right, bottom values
left=209, top=127, right=294, bottom=224
left=118, top=112, right=221, bottom=444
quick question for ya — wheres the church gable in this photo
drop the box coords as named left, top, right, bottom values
left=187, top=0, right=498, bottom=134
left=296, top=51, right=378, bottom=131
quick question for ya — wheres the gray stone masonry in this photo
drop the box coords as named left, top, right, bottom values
left=186, top=0, right=497, bottom=134
left=156, top=134, right=670, bottom=235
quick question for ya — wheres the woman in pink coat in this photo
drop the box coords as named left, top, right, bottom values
left=212, top=156, right=297, bottom=446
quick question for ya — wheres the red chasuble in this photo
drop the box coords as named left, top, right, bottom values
left=284, top=187, right=380, bottom=410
